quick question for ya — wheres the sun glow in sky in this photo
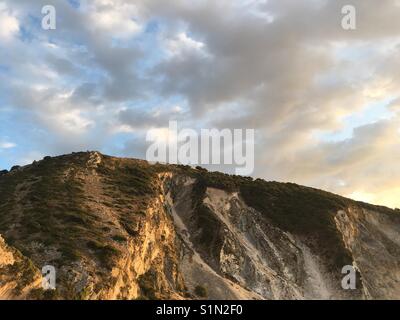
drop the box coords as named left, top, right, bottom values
left=1, top=0, right=400, bottom=208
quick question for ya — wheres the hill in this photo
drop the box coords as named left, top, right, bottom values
left=0, top=151, right=399, bottom=299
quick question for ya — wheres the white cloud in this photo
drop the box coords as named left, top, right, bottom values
left=55, top=110, right=95, bottom=133
left=0, top=141, right=16, bottom=149
left=0, top=3, right=19, bottom=41
left=165, top=32, right=207, bottom=57
left=88, top=1, right=142, bottom=39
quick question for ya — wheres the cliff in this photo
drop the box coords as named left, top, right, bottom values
left=0, top=152, right=399, bottom=299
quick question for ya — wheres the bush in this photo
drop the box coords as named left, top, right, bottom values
left=112, top=235, right=127, bottom=242
left=138, top=270, right=157, bottom=299
left=194, top=285, right=207, bottom=297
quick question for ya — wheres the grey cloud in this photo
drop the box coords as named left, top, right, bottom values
left=2, top=0, right=400, bottom=207
left=118, top=106, right=185, bottom=130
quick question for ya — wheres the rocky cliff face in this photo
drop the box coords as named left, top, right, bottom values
left=0, top=235, right=41, bottom=299
left=0, top=152, right=399, bottom=300
left=334, top=207, right=400, bottom=299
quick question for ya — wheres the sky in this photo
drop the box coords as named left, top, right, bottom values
left=1, top=0, right=400, bottom=208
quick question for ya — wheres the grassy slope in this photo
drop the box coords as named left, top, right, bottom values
left=0, top=152, right=160, bottom=298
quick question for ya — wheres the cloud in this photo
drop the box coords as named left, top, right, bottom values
left=0, top=141, right=16, bottom=149
left=0, top=3, right=19, bottom=41
left=164, top=32, right=207, bottom=57
left=87, top=1, right=142, bottom=39
left=1, top=0, right=400, bottom=207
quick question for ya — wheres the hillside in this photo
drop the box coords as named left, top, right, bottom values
left=0, top=151, right=399, bottom=299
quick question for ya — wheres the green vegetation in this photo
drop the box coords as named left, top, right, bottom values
left=97, top=158, right=157, bottom=198
left=239, top=179, right=353, bottom=268
left=194, top=285, right=207, bottom=297
left=0, top=152, right=137, bottom=274
left=27, top=288, right=60, bottom=300
left=96, top=156, right=160, bottom=239
left=138, top=269, right=158, bottom=299
left=112, top=235, right=127, bottom=242
left=19, top=157, right=90, bottom=264
left=87, top=240, right=120, bottom=268
left=0, top=248, right=40, bottom=297
left=191, top=180, right=225, bottom=267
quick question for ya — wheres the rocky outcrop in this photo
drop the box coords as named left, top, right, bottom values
left=335, top=207, right=400, bottom=299
left=0, top=235, right=41, bottom=299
